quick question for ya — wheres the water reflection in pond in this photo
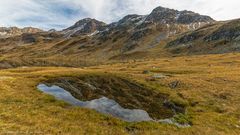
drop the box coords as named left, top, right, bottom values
left=37, top=84, right=153, bottom=122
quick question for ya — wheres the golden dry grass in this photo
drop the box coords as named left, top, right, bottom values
left=0, top=53, right=240, bottom=134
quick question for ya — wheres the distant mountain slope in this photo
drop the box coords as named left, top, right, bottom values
left=0, top=27, right=43, bottom=38
left=62, top=6, right=214, bottom=41
left=2, top=6, right=240, bottom=68
left=78, top=6, right=215, bottom=55
left=166, top=19, right=240, bottom=55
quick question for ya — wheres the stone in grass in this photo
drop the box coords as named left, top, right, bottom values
left=169, top=80, right=180, bottom=89
left=152, top=74, right=167, bottom=79
left=142, top=70, right=151, bottom=74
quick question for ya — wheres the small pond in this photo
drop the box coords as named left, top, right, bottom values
left=37, top=84, right=153, bottom=122
left=37, top=75, right=190, bottom=127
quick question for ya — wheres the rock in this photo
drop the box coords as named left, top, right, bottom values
left=219, top=94, right=227, bottom=100
left=48, top=29, right=57, bottom=32
left=167, top=31, right=203, bottom=47
left=62, top=18, right=106, bottom=37
left=118, top=14, right=146, bottom=27
left=84, top=83, right=97, bottom=90
left=218, top=92, right=231, bottom=100
left=145, top=77, right=156, bottom=82
left=204, top=19, right=240, bottom=41
left=0, top=27, right=42, bottom=38
left=215, top=107, right=226, bottom=113
left=163, top=100, right=185, bottom=114
left=177, top=10, right=214, bottom=24
left=146, top=6, right=214, bottom=24
left=22, top=33, right=37, bottom=43
left=152, top=74, right=167, bottom=79
left=142, top=70, right=150, bottom=74
left=169, top=80, right=180, bottom=89
left=158, top=118, right=191, bottom=128
left=130, top=28, right=152, bottom=41
left=190, top=101, right=199, bottom=107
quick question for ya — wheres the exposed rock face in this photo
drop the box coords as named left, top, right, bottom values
left=22, top=33, right=37, bottom=44
left=0, top=27, right=42, bottom=38
left=62, top=18, right=106, bottom=37
left=167, top=30, right=204, bottom=47
left=115, top=7, right=214, bottom=51
left=62, top=6, right=214, bottom=42
left=53, top=6, right=216, bottom=56
left=177, top=10, right=214, bottom=24
left=204, top=19, right=240, bottom=41
left=168, top=19, right=240, bottom=46
left=146, top=6, right=179, bottom=23
left=166, top=19, right=240, bottom=55
left=48, top=29, right=57, bottom=33
left=116, top=14, right=147, bottom=28
left=146, top=6, right=214, bottom=24
left=130, top=28, right=152, bottom=41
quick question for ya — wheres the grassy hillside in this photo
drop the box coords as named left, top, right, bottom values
left=167, top=19, right=240, bottom=55
left=0, top=53, right=239, bottom=134
left=1, top=19, right=240, bottom=69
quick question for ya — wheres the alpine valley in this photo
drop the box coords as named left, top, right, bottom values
left=0, top=6, right=240, bottom=135
left=2, top=6, right=240, bottom=68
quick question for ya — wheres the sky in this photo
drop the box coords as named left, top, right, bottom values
left=0, top=0, right=239, bottom=30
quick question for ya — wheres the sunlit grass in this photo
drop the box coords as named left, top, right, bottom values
left=0, top=53, right=239, bottom=134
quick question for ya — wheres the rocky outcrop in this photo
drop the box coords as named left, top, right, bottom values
left=166, top=19, right=240, bottom=55
left=146, top=6, right=214, bottom=24
left=204, top=19, right=240, bottom=42
left=62, top=18, right=106, bottom=37
left=83, top=6, right=215, bottom=53
left=0, top=27, right=42, bottom=38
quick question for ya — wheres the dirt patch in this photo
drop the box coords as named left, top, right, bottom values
left=43, top=74, right=186, bottom=120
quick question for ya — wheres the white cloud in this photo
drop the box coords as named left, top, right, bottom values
left=0, top=0, right=239, bottom=30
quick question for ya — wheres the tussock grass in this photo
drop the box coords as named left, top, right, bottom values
left=0, top=53, right=240, bottom=134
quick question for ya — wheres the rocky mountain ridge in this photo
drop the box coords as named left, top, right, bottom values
left=0, top=27, right=43, bottom=38
left=166, top=19, right=240, bottom=54
left=0, top=6, right=240, bottom=68
left=61, top=18, right=106, bottom=37
left=62, top=6, right=215, bottom=39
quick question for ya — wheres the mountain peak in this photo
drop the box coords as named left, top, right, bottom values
left=151, top=6, right=175, bottom=13
left=74, top=18, right=101, bottom=25
left=117, top=14, right=146, bottom=26
left=62, top=18, right=106, bottom=37
left=146, top=6, right=215, bottom=24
